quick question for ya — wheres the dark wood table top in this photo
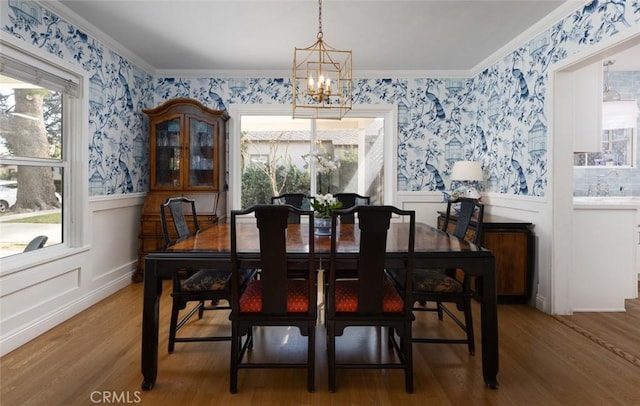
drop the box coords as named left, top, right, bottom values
left=165, top=221, right=488, bottom=256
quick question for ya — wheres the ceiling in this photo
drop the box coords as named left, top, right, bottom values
left=57, top=0, right=585, bottom=74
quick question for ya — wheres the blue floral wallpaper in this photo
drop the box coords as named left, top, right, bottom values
left=2, top=0, right=640, bottom=196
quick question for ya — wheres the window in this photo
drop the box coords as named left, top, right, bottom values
left=573, top=100, right=638, bottom=167
left=0, top=49, right=80, bottom=259
left=230, top=106, right=395, bottom=210
left=573, top=127, right=636, bottom=167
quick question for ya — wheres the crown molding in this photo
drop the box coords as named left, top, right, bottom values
left=41, top=1, right=156, bottom=75
left=39, top=0, right=587, bottom=83
left=469, top=1, right=587, bottom=77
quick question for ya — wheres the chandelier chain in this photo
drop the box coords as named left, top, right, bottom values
left=317, top=0, right=323, bottom=40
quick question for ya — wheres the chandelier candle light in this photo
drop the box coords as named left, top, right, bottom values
left=293, top=0, right=353, bottom=120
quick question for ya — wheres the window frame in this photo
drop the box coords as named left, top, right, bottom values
left=0, top=42, right=86, bottom=273
left=573, top=126, right=637, bottom=168
left=228, top=104, right=397, bottom=213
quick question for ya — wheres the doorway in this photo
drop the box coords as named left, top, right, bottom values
left=551, top=31, right=640, bottom=315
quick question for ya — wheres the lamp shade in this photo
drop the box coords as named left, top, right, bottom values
left=451, top=161, right=483, bottom=181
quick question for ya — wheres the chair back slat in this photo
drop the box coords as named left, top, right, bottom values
left=356, top=208, right=392, bottom=313
left=161, top=197, right=199, bottom=246
left=169, top=201, right=189, bottom=238
left=443, top=197, right=484, bottom=245
left=256, top=206, right=290, bottom=314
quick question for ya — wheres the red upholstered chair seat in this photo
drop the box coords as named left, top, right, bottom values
left=334, top=280, right=404, bottom=313
left=239, top=279, right=309, bottom=313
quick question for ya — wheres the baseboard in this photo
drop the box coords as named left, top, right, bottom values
left=535, top=294, right=546, bottom=313
left=571, top=307, right=627, bottom=313
left=0, top=271, right=133, bottom=357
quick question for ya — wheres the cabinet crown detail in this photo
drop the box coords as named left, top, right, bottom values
left=143, top=98, right=230, bottom=120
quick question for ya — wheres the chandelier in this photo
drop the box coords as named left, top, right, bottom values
left=292, top=0, right=352, bottom=119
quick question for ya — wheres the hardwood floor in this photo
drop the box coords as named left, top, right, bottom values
left=553, top=290, right=640, bottom=369
left=2, top=282, right=640, bottom=406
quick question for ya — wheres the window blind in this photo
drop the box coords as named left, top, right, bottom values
left=0, top=51, right=80, bottom=97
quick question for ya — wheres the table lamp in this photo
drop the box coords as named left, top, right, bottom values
left=450, top=161, right=484, bottom=199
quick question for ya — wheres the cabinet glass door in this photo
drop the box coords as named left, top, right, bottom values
left=154, top=118, right=182, bottom=188
left=188, top=118, right=216, bottom=188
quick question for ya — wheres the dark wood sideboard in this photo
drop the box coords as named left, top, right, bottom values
left=438, top=211, right=535, bottom=303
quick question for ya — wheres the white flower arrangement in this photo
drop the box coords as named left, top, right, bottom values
left=311, top=193, right=343, bottom=218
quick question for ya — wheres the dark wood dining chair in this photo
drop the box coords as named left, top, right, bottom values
left=388, top=197, right=484, bottom=355
left=161, top=197, right=255, bottom=353
left=333, top=193, right=370, bottom=223
left=270, top=193, right=309, bottom=223
left=160, top=196, right=199, bottom=246
left=326, top=205, right=415, bottom=393
left=229, top=204, right=317, bottom=393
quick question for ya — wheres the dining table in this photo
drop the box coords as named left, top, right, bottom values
left=140, top=220, right=499, bottom=390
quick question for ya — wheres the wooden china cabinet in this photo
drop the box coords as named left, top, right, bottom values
left=132, top=98, right=229, bottom=282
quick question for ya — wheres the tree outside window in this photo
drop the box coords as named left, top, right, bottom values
left=239, top=115, right=385, bottom=208
left=0, top=65, right=68, bottom=257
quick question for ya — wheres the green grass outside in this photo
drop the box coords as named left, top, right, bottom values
left=5, top=213, right=61, bottom=224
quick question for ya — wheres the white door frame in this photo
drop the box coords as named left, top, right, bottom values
left=548, top=28, right=640, bottom=314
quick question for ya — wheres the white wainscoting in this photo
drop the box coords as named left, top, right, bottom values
left=0, top=194, right=145, bottom=356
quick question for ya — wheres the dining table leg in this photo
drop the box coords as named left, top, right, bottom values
left=417, top=253, right=500, bottom=388
left=478, top=256, right=499, bottom=388
left=141, top=258, right=161, bottom=390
